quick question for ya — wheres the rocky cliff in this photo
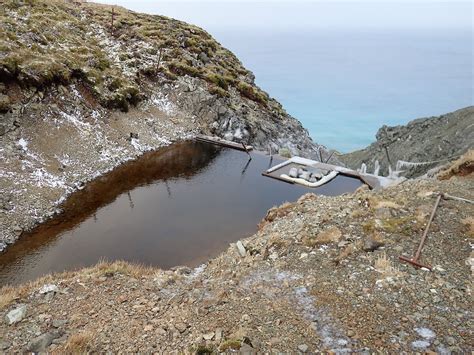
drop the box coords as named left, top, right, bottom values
left=0, top=0, right=331, bottom=250
left=340, top=107, right=474, bottom=178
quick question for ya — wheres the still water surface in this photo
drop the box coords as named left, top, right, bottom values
left=0, top=141, right=362, bottom=285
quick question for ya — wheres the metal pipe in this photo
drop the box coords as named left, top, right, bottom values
left=442, top=193, right=474, bottom=205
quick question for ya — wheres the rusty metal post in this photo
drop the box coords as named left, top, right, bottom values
left=241, top=142, right=252, bottom=160
left=325, top=150, right=334, bottom=164
left=111, top=6, right=115, bottom=34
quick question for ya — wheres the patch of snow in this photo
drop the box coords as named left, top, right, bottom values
left=152, top=92, right=176, bottom=115
left=38, top=284, right=59, bottom=294
left=233, top=127, right=243, bottom=139
left=59, top=111, right=90, bottom=131
left=436, top=345, right=450, bottom=354
left=411, top=340, right=430, bottom=350
left=31, top=168, right=66, bottom=189
left=242, top=270, right=351, bottom=352
left=293, top=286, right=351, bottom=352
left=18, top=138, right=28, bottom=150
left=71, top=85, right=82, bottom=100
left=130, top=138, right=152, bottom=152
left=55, top=154, right=73, bottom=167
left=91, top=110, right=101, bottom=120
left=415, top=327, right=436, bottom=339
left=189, top=264, right=207, bottom=279
left=154, top=134, right=172, bottom=145
left=130, top=138, right=141, bottom=151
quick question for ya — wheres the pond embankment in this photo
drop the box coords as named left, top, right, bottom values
left=0, top=166, right=472, bottom=352
left=0, top=141, right=362, bottom=286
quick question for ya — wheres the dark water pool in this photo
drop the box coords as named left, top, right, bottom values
left=0, top=141, right=362, bottom=285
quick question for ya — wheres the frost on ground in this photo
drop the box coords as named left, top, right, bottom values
left=241, top=269, right=353, bottom=352
left=411, top=327, right=437, bottom=350
left=151, top=92, right=178, bottom=116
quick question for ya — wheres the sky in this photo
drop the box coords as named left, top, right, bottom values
left=95, top=0, right=472, bottom=32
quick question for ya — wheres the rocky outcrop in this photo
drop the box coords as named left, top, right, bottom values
left=340, top=107, right=474, bottom=178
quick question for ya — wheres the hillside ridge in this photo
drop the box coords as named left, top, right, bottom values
left=341, top=106, right=474, bottom=178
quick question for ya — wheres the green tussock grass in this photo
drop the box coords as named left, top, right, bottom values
left=0, top=0, right=270, bottom=110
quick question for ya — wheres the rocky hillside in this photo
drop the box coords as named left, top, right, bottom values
left=0, top=0, right=331, bottom=251
left=0, top=161, right=472, bottom=352
left=341, top=107, right=474, bottom=178
left=0, top=0, right=327, bottom=156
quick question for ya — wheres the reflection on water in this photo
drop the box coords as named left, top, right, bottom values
left=0, top=141, right=362, bottom=285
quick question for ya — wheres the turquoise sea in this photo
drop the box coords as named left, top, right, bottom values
left=213, top=29, right=473, bottom=152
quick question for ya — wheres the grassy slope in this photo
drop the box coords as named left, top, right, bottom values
left=0, top=0, right=271, bottom=112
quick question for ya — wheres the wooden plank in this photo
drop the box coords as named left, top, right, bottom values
left=195, top=135, right=253, bottom=152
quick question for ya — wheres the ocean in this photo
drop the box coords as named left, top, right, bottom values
left=212, top=28, right=473, bottom=152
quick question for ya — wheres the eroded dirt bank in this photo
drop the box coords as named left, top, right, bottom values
left=1, top=169, right=472, bottom=352
left=0, top=83, right=194, bottom=252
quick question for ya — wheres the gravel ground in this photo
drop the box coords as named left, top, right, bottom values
left=1, top=171, right=472, bottom=353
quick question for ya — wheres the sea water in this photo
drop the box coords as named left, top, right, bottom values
left=214, top=28, right=473, bottom=152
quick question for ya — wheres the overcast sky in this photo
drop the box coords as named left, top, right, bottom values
left=95, top=0, right=472, bottom=31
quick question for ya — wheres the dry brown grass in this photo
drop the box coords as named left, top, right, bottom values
left=0, top=274, right=57, bottom=310
left=297, top=193, right=318, bottom=204
left=334, top=241, right=362, bottom=263
left=62, top=331, right=94, bottom=353
left=350, top=208, right=369, bottom=219
left=258, top=202, right=295, bottom=230
left=374, top=252, right=402, bottom=277
left=367, top=196, right=403, bottom=210
left=267, top=232, right=290, bottom=249
left=438, top=150, right=474, bottom=180
left=363, top=216, right=416, bottom=235
left=303, top=227, right=342, bottom=247
left=461, top=217, right=474, bottom=238
left=0, top=287, right=17, bottom=310
left=0, top=260, right=157, bottom=311
left=89, top=260, right=156, bottom=278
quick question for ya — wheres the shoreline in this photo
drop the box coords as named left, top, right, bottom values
left=0, top=89, right=197, bottom=253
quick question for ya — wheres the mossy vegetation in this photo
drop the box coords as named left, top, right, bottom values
left=219, top=339, right=241, bottom=352
left=362, top=216, right=415, bottom=236
left=0, top=0, right=271, bottom=110
left=194, top=345, right=216, bottom=354
left=0, top=94, right=11, bottom=112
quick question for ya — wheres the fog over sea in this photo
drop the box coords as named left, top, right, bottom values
left=101, top=1, right=473, bottom=152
